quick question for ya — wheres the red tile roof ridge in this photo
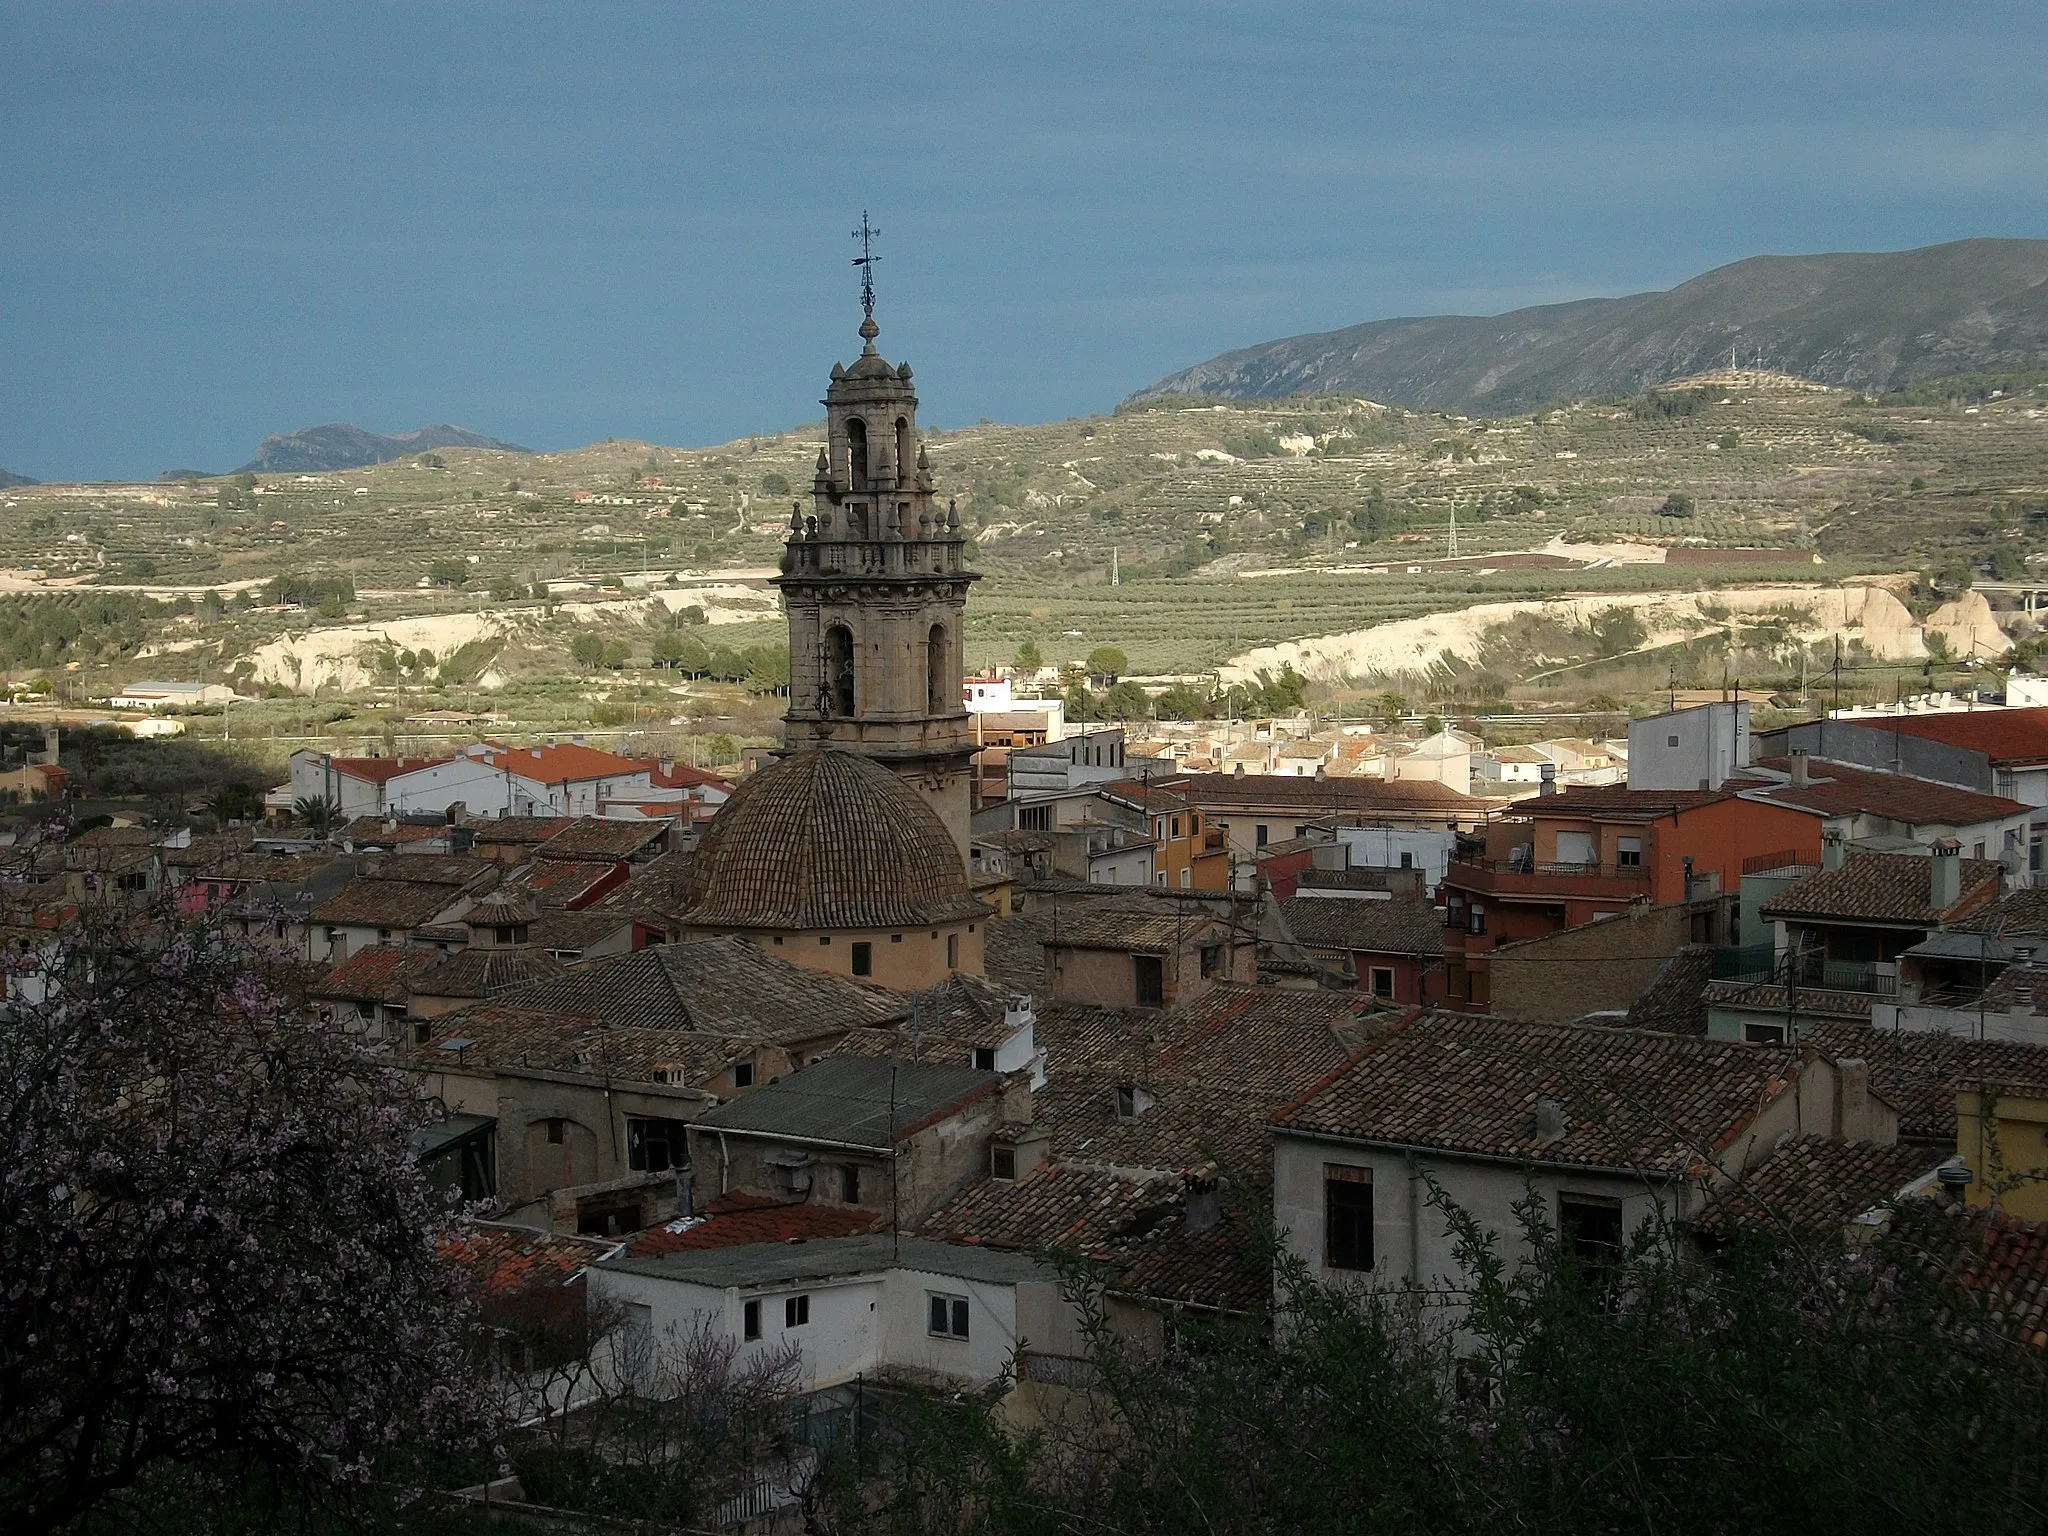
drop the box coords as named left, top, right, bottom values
left=1265, top=1007, right=1420, bottom=1126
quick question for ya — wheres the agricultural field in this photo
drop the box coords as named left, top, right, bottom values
left=0, top=367, right=2042, bottom=757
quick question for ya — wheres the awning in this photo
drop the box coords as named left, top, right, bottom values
left=410, top=1113, right=496, bottom=1163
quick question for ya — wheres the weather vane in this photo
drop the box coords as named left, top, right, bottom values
left=851, top=211, right=881, bottom=323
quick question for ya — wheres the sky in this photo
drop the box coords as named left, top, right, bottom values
left=3, top=1, right=2045, bottom=482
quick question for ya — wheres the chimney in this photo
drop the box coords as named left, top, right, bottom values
left=1930, top=838, right=1962, bottom=912
left=1834, top=1057, right=1873, bottom=1141
left=1182, top=1168, right=1222, bottom=1232
left=1821, top=830, right=1845, bottom=873
left=1538, top=761, right=1557, bottom=797
left=660, top=756, right=675, bottom=776
left=1789, top=748, right=1810, bottom=788
left=40, top=724, right=58, bottom=765
left=1533, top=1096, right=1566, bottom=1144
left=999, top=1073, right=1033, bottom=1127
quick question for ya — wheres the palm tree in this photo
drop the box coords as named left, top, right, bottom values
left=292, top=796, right=341, bottom=837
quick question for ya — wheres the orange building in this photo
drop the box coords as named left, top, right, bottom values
left=1103, top=782, right=1231, bottom=890
left=1439, top=786, right=1818, bottom=1010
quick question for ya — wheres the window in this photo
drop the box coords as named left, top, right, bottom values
left=973, top=1046, right=996, bottom=1071
left=1255, top=824, right=1269, bottom=848
left=1324, top=1165, right=1373, bottom=1270
left=929, top=1292, right=971, bottom=1339
left=412, top=1020, right=432, bottom=1046
left=732, top=1060, right=755, bottom=1089
left=627, top=1116, right=691, bottom=1174
left=841, top=1164, right=861, bottom=1203
left=784, top=1294, right=810, bottom=1328
left=991, top=1143, right=1017, bottom=1180
left=1974, top=841, right=1987, bottom=859
left=1558, top=1194, right=1624, bottom=1308
left=1180, top=868, right=1192, bottom=888
left=1369, top=966, right=1395, bottom=999
left=1019, top=804, right=1052, bottom=832
left=927, top=623, right=949, bottom=715
left=743, top=1299, right=762, bottom=1341
left=1616, top=836, right=1642, bottom=869
left=851, top=941, right=872, bottom=976
left=1742, top=1020, right=1786, bottom=1045
left=946, top=933, right=960, bottom=968
left=1398, top=851, right=1414, bottom=869
left=1171, top=816, right=1182, bottom=838
left=1554, top=831, right=1595, bottom=866
left=377, top=928, right=392, bottom=943
left=545, top=1118, right=565, bottom=1146
left=824, top=624, right=856, bottom=717
left=1134, top=953, right=1165, bottom=1006
left=1466, top=901, right=1486, bottom=936
left=1200, top=943, right=1222, bottom=978
left=846, top=416, right=869, bottom=488
left=1667, top=734, right=1680, bottom=747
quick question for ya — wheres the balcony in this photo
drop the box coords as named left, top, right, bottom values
left=1444, top=857, right=1652, bottom=900
left=1709, top=945, right=1898, bottom=996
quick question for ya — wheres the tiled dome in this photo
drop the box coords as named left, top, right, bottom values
left=680, top=748, right=983, bottom=932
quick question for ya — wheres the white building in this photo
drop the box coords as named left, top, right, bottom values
left=1628, top=701, right=1750, bottom=791
left=383, top=742, right=657, bottom=819
left=588, top=1235, right=1080, bottom=1396
left=108, top=680, right=237, bottom=710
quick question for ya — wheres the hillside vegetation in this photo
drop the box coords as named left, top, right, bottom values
left=1133, top=238, right=2048, bottom=415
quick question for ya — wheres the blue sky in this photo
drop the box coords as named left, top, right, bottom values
left=3, top=1, right=2044, bottom=481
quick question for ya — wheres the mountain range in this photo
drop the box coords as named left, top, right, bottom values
left=229, top=422, right=531, bottom=475
left=0, top=468, right=39, bottom=489
left=1132, top=238, right=2048, bottom=414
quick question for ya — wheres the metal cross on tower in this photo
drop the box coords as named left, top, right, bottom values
left=851, top=211, right=881, bottom=321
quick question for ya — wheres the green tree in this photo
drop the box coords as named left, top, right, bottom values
left=760, top=471, right=791, bottom=495
left=1374, top=691, right=1408, bottom=732
left=1718, top=428, right=1741, bottom=450
left=569, top=633, right=606, bottom=670
left=1014, top=639, right=1044, bottom=674
left=426, top=558, right=468, bottom=588
left=600, top=639, right=631, bottom=669
left=1657, top=492, right=1695, bottom=518
left=292, top=795, right=341, bottom=835
left=1086, top=645, right=1129, bottom=680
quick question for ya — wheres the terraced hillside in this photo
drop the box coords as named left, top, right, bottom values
left=0, top=368, right=2041, bottom=693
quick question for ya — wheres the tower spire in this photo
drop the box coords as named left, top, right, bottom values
left=852, top=210, right=881, bottom=350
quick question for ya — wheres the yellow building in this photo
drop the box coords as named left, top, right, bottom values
left=1955, top=1078, right=2048, bottom=1221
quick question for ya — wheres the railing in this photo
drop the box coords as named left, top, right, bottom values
left=1709, top=946, right=1897, bottom=995
left=1743, top=849, right=1820, bottom=877
left=1447, top=857, right=1652, bottom=882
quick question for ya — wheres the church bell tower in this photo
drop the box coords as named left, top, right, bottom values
left=774, top=217, right=979, bottom=862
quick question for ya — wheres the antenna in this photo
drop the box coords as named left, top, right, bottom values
left=851, top=211, right=881, bottom=323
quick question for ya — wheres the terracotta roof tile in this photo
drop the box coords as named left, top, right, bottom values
left=411, top=946, right=565, bottom=1000
left=1160, top=772, right=1478, bottom=813
left=1759, top=851, right=2003, bottom=925
left=1750, top=755, right=2029, bottom=824
left=627, top=1192, right=881, bottom=1256
left=1275, top=1012, right=1797, bottom=1174
left=1799, top=1022, right=2048, bottom=1142
left=439, top=1221, right=616, bottom=1292
left=1280, top=894, right=1442, bottom=957
left=486, top=743, right=653, bottom=785
left=313, top=944, right=442, bottom=1004
left=1865, top=708, right=2048, bottom=768
left=678, top=748, right=986, bottom=931
left=536, top=818, right=673, bottom=862
left=1694, top=1135, right=1945, bottom=1235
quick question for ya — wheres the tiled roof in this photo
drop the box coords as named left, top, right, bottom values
left=693, top=1056, right=1001, bottom=1148
left=1046, top=905, right=1226, bottom=952
left=678, top=748, right=987, bottom=931
left=1274, top=1012, right=1797, bottom=1174
left=192, top=852, right=329, bottom=885
left=1698, top=979, right=1877, bottom=1021
left=1759, top=851, right=2003, bottom=925
left=1954, top=887, right=2048, bottom=938
left=1525, top=786, right=1734, bottom=819
left=1947, top=1211, right=2048, bottom=1349
left=536, top=818, right=672, bottom=862
left=313, top=944, right=442, bottom=1004
left=626, top=1192, right=881, bottom=1256
left=484, top=936, right=905, bottom=1041
left=470, top=816, right=573, bottom=846
left=1693, top=1135, right=1944, bottom=1235
left=504, top=858, right=620, bottom=909
left=1280, top=895, right=1442, bottom=957
left=1160, top=772, right=1478, bottom=813
left=68, top=825, right=160, bottom=849
left=163, top=831, right=252, bottom=868
left=438, top=1221, right=615, bottom=1292
left=310, top=866, right=497, bottom=928
left=592, top=848, right=696, bottom=925
left=487, top=743, right=653, bottom=785
left=926, top=1164, right=1268, bottom=1312
left=411, top=945, right=565, bottom=1000
left=327, top=754, right=451, bottom=787
left=1624, top=945, right=1717, bottom=1035
left=1867, top=707, right=2048, bottom=768
left=417, top=1006, right=746, bottom=1087
left=529, top=910, right=635, bottom=954
left=339, top=816, right=447, bottom=846
left=1749, top=756, right=2028, bottom=825
left=648, top=761, right=732, bottom=792
left=1799, top=1022, right=2048, bottom=1142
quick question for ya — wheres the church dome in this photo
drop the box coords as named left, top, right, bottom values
left=678, top=748, right=985, bottom=932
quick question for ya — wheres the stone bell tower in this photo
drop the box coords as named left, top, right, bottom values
left=774, top=225, right=979, bottom=864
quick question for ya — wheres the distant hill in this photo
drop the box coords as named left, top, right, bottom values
left=0, top=468, right=38, bottom=489
left=1131, top=238, right=2048, bottom=415
left=234, top=422, right=532, bottom=474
